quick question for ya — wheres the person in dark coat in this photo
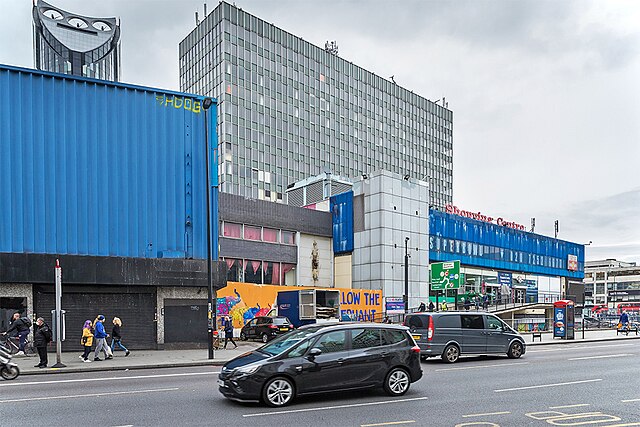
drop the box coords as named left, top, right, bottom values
left=33, top=317, right=52, bottom=368
left=110, top=317, right=130, bottom=357
left=428, top=301, right=435, bottom=312
left=417, top=302, right=426, bottom=312
left=3, top=312, right=31, bottom=355
left=223, top=316, right=237, bottom=349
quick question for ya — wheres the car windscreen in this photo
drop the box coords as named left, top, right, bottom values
left=259, top=327, right=321, bottom=356
left=273, top=317, right=291, bottom=325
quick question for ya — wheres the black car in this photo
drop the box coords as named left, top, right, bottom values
left=240, top=316, right=294, bottom=343
left=218, top=323, right=423, bottom=407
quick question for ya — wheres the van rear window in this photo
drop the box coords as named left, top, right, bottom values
left=406, top=315, right=428, bottom=329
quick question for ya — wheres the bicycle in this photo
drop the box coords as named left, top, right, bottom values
left=0, top=334, right=36, bottom=356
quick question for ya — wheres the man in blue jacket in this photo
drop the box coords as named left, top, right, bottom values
left=93, top=315, right=112, bottom=361
left=619, top=310, right=630, bottom=328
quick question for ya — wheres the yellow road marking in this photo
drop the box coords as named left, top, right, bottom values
left=361, top=421, right=416, bottom=427
left=548, top=404, right=590, bottom=409
left=462, top=411, right=511, bottom=418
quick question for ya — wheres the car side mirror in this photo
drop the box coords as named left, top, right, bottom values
left=307, top=347, right=322, bottom=360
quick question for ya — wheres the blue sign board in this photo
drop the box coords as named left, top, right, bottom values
left=498, top=272, right=512, bottom=288
left=525, top=279, right=538, bottom=303
left=330, top=191, right=354, bottom=254
left=429, top=209, right=585, bottom=279
left=385, top=297, right=405, bottom=314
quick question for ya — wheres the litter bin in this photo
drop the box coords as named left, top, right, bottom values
left=553, top=300, right=575, bottom=340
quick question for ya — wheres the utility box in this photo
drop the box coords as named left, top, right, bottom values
left=553, top=300, right=575, bottom=340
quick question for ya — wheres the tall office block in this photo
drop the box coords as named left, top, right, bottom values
left=180, top=2, right=452, bottom=208
left=33, top=0, right=121, bottom=81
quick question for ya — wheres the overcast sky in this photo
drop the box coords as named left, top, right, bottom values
left=2, top=0, right=639, bottom=264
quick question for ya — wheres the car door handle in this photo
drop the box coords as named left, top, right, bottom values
left=381, top=352, right=390, bottom=358
left=337, top=358, right=345, bottom=365
left=295, top=365, right=303, bottom=372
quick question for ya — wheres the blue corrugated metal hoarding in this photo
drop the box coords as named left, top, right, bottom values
left=330, top=191, right=354, bottom=254
left=429, top=209, right=585, bottom=279
left=0, top=65, right=218, bottom=260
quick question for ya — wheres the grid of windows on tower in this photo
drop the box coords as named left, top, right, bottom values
left=179, top=3, right=453, bottom=209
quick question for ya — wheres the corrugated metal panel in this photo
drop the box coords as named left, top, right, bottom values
left=330, top=191, right=354, bottom=254
left=428, top=209, right=585, bottom=279
left=0, top=65, right=217, bottom=259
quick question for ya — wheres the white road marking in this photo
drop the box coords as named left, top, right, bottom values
left=361, top=421, right=416, bottom=427
left=0, top=371, right=219, bottom=388
left=0, top=387, right=179, bottom=403
left=622, top=398, right=640, bottom=403
left=243, top=396, right=429, bottom=417
left=568, top=354, right=633, bottom=361
left=436, top=362, right=528, bottom=372
left=527, top=343, right=634, bottom=353
left=548, top=404, right=590, bottom=409
left=462, top=411, right=510, bottom=417
left=494, top=378, right=602, bottom=392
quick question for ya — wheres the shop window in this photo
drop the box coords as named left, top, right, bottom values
left=244, top=259, right=263, bottom=284
left=263, top=227, right=278, bottom=243
left=244, top=225, right=261, bottom=241
left=281, top=230, right=295, bottom=245
left=224, top=258, right=243, bottom=282
left=223, top=222, right=242, bottom=238
left=282, top=263, right=296, bottom=285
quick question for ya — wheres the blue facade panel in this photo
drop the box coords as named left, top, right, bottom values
left=429, top=210, right=584, bottom=279
left=330, top=191, right=354, bottom=254
left=0, top=65, right=217, bottom=260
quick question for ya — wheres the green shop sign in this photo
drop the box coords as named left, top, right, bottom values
left=431, top=261, right=461, bottom=290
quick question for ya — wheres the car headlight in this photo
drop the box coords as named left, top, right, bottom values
left=235, top=364, right=260, bottom=375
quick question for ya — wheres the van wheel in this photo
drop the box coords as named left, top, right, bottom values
left=442, top=344, right=460, bottom=363
left=508, top=341, right=523, bottom=359
left=240, top=332, right=247, bottom=341
left=261, top=333, right=269, bottom=343
left=383, top=367, right=410, bottom=396
left=263, top=376, right=295, bottom=407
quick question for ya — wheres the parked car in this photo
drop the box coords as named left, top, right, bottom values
left=404, top=311, right=526, bottom=363
left=240, top=316, right=294, bottom=343
left=218, top=322, right=423, bottom=407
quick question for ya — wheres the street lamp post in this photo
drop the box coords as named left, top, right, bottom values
left=404, top=237, right=410, bottom=314
left=203, top=97, right=214, bottom=360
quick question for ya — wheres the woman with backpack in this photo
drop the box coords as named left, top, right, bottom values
left=79, top=320, right=93, bottom=362
left=110, top=317, right=130, bottom=357
left=93, top=315, right=112, bottom=361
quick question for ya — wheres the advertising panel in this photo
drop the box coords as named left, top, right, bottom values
left=431, top=261, right=461, bottom=290
left=554, top=307, right=566, bottom=338
left=567, top=254, right=578, bottom=271
left=385, top=297, right=405, bottom=314
left=216, top=282, right=382, bottom=328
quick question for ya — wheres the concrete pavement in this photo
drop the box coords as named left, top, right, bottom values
left=11, top=341, right=262, bottom=375
left=9, top=328, right=638, bottom=376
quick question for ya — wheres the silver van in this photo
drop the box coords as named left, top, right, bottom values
left=404, top=312, right=526, bottom=363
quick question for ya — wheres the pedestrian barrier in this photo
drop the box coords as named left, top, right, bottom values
left=532, top=331, right=543, bottom=342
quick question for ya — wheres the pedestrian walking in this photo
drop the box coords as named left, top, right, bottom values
left=2, top=312, right=31, bottom=355
left=417, top=302, right=426, bottom=312
left=474, top=296, right=480, bottom=310
left=382, top=316, right=391, bottom=324
left=482, top=294, right=489, bottom=310
left=428, top=301, right=435, bottom=312
left=464, top=299, right=471, bottom=311
left=441, top=301, right=448, bottom=311
left=223, top=316, right=237, bottom=349
left=93, top=315, right=112, bottom=361
left=33, top=317, right=52, bottom=368
left=79, top=320, right=93, bottom=362
left=110, top=317, right=130, bottom=357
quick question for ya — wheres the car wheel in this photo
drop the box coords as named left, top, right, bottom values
left=261, top=333, right=269, bottom=343
left=240, top=332, right=247, bottom=341
left=507, top=341, right=523, bottom=359
left=383, top=367, right=410, bottom=396
left=442, top=344, right=460, bottom=363
left=263, top=377, right=295, bottom=407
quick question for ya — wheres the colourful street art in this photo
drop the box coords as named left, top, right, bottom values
left=216, top=282, right=383, bottom=329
